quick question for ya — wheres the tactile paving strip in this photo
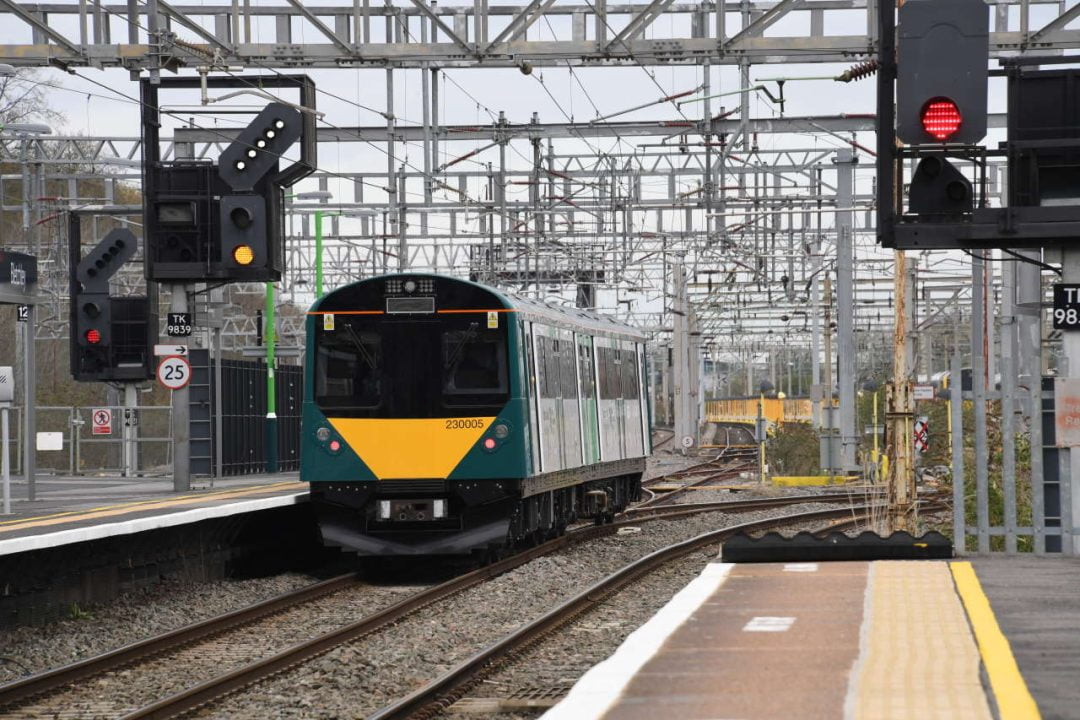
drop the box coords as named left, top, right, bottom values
left=849, top=561, right=992, bottom=720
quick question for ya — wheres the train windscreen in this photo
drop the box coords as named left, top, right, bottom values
left=315, top=315, right=509, bottom=418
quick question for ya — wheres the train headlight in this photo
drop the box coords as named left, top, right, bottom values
left=483, top=438, right=497, bottom=450
left=433, top=499, right=447, bottom=519
left=379, top=500, right=391, bottom=519
left=493, top=423, right=510, bottom=439
left=316, top=427, right=331, bottom=442
left=329, top=439, right=342, bottom=453
left=404, top=279, right=417, bottom=294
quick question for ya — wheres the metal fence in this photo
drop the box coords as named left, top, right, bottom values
left=21, top=405, right=173, bottom=476
left=189, top=350, right=303, bottom=477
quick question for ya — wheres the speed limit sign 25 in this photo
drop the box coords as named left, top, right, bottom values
left=157, top=355, right=192, bottom=390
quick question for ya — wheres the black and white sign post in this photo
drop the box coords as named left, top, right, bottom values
left=1053, top=281, right=1080, bottom=553
left=0, top=251, right=38, bottom=503
left=1053, top=284, right=1080, bottom=330
left=166, top=312, right=193, bottom=337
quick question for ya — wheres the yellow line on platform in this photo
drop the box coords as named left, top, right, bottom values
left=951, top=561, right=1041, bottom=720
left=0, top=480, right=305, bottom=533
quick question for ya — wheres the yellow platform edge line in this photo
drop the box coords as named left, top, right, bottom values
left=951, top=561, right=1042, bottom=720
left=0, top=480, right=304, bottom=530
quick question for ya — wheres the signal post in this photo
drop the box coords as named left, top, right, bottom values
left=879, top=0, right=1080, bottom=551
left=138, top=76, right=315, bottom=487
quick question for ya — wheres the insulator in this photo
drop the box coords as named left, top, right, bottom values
left=836, top=59, right=879, bottom=83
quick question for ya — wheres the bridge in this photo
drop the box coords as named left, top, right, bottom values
left=705, top=397, right=816, bottom=426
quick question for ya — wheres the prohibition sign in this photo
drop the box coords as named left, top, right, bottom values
left=157, top=355, right=192, bottom=391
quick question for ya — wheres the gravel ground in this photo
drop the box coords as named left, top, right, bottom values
left=0, top=573, right=318, bottom=685
left=2, top=581, right=426, bottom=719
left=194, top=503, right=851, bottom=719
left=0, top=450, right=697, bottom=690
left=642, top=454, right=705, bottom=481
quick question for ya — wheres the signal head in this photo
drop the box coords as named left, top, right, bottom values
left=232, top=245, right=255, bottom=266
left=921, top=98, right=963, bottom=142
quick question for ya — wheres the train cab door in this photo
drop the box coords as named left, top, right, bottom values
left=637, top=342, right=651, bottom=455
left=524, top=320, right=543, bottom=475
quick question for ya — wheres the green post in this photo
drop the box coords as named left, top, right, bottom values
left=265, top=281, right=278, bottom=472
left=315, top=210, right=324, bottom=298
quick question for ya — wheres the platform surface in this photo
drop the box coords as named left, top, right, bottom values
left=0, top=473, right=306, bottom=556
left=546, top=555, right=1074, bottom=720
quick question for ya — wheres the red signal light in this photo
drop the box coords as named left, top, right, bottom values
left=921, top=98, right=962, bottom=141
left=483, top=438, right=496, bottom=450
left=85, top=329, right=101, bottom=344
left=329, top=440, right=341, bottom=452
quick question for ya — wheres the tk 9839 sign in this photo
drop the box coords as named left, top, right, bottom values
left=1053, top=284, right=1080, bottom=330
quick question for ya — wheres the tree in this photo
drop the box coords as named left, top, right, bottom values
left=0, top=68, right=64, bottom=126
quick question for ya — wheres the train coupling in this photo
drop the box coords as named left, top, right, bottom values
left=376, top=498, right=449, bottom=522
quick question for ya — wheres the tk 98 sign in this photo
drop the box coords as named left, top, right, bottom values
left=1053, top=284, right=1080, bottom=330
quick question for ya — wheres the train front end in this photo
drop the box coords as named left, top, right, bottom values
left=301, top=274, right=527, bottom=556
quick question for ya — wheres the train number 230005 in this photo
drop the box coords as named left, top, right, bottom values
left=445, top=418, right=486, bottom=430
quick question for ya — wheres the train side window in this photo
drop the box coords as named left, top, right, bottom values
left=578, top=341, right=595, bottom=399
left=442, top=325, right=507, bottom=394
left=621, top=349, right=639, bottom=399
left=525, top=327, right=537, bottom=398
left=561, top=338, right=578, bottom=399
left=598, top=345, right=619, bottom=400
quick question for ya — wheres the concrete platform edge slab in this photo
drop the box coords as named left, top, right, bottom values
left=540, top=562, right=735, bottom=720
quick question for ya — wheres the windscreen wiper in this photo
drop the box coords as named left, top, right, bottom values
left=342, top=323, right=378, bottom=370
left=444, top=322, right=479, bottom=371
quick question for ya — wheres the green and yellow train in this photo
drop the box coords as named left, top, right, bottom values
left=301, top=273, right=650, bottom=556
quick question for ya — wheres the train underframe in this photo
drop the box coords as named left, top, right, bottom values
left=311, top=471, right=642, bottom=557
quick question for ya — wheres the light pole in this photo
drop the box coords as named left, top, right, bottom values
left=265, top=190, right=331, bottom=473
left=294, top=191, right=334, bottom=298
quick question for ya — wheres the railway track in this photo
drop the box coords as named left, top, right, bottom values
left=640, top=447, right=762, bottom=506
left=364, top=504, right=874, bottom=720
left=0, top=490, right=862, bottom=719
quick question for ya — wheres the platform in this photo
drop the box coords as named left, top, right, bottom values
left=546, top=556, right=1078, bottom=720
left=0, top=473, right=307, bottom=556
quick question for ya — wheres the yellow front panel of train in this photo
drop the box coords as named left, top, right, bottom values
left=328, top=417, right=496, bottom=479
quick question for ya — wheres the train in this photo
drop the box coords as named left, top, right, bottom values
left=300, top=273, right=651, bottom=556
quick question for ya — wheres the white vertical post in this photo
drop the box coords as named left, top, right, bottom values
left=2, top=406, right=9, bottom=515
left=122, top=383, right=138, bottom=477
left=0, top=363, right=14, bottom=513
left=1062, top=248, right=1080, bottom=554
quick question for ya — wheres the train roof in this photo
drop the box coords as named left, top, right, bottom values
left=501, top=290, right=647, bottom=340
left=315, top=273, right=647, bottom=341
